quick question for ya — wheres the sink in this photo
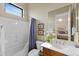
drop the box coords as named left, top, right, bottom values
left=51, top=39, right=75, bottom=50
left=52, top=44, right=61, bottom=48
left=51, top=41, right=66, bottom=49
left=41, top=39, right=79, bottom=56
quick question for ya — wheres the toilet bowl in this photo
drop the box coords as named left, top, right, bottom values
left=28, top=41, right=43, bottom=56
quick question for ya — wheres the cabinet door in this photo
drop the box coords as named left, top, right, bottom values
left=43, top=47, right=65, bottom=56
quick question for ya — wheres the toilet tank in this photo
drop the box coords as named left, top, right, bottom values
left=36, top=41, right=44, bottom=49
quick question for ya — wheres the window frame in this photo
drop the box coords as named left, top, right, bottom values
left=5, top=3, right=23, bottom=17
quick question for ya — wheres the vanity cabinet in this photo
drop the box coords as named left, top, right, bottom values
left=41, top=47, right=65, bottom=56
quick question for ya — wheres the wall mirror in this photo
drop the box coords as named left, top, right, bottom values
left=77, top=4, right=79, bottom=31
left=77, top=4, right=79, bottom=42
left=48, top=5, right=72, bottom=41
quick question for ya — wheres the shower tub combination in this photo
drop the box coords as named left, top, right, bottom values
left=0, top=17, right=30, bottom=56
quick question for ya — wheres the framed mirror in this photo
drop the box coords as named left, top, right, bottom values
left=76, top=4, right=79, bottom=43
left=48, top=5, right=72, bottom=41
left=77, top=4, right=79, bottom=32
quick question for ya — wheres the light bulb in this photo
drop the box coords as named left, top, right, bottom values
left=58, top=18, right=63, bottom=22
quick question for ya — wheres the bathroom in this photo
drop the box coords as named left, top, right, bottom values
left=0, top=3, right=79, bottom=56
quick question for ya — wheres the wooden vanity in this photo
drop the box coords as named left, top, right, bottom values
left=40, top=41, right=79, bottom=56
left=39, top=47, right=65, bottom=56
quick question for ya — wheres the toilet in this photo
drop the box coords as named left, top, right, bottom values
left=28, top=41, right=44, bottom=56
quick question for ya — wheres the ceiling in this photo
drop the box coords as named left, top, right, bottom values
left=28, top=3, right=71, bottom=12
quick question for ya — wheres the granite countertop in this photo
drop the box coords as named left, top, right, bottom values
left=41, top=42, right=79, bottom=56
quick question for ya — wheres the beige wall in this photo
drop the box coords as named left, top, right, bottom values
left=0, top=3, right=28, bottom=22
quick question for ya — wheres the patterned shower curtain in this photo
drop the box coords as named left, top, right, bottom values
left=29, top=18, right=37, bottom=52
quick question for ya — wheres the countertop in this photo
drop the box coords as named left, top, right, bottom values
left=41, top=42, right=79, bottom=56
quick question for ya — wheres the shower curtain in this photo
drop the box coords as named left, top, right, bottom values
left=29, top=18, right=37, bottom=52
left=0, top=17, right=29, bottom=56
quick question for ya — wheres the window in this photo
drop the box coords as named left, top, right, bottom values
left=5, top=3, right=23, bottom=17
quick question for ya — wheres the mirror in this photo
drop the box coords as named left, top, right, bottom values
left=55, top=12, right=68, bottom=40
left=77, top=4, right=79, bottom=32
left=77, top=4, right=79, bottom=42
left=48, top=5, right=72, bottom=41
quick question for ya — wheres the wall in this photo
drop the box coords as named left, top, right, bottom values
left=0, top=3, right=28, bottom=22
left=28, top=3, right=71, bottom=41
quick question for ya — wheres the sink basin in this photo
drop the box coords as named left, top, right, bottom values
left=52, top=44, right=64, bottom=49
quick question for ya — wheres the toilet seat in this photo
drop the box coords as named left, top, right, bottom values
left=28, top=49, right=40, bottom=56
left=28, top=41, right=44, bottom=56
